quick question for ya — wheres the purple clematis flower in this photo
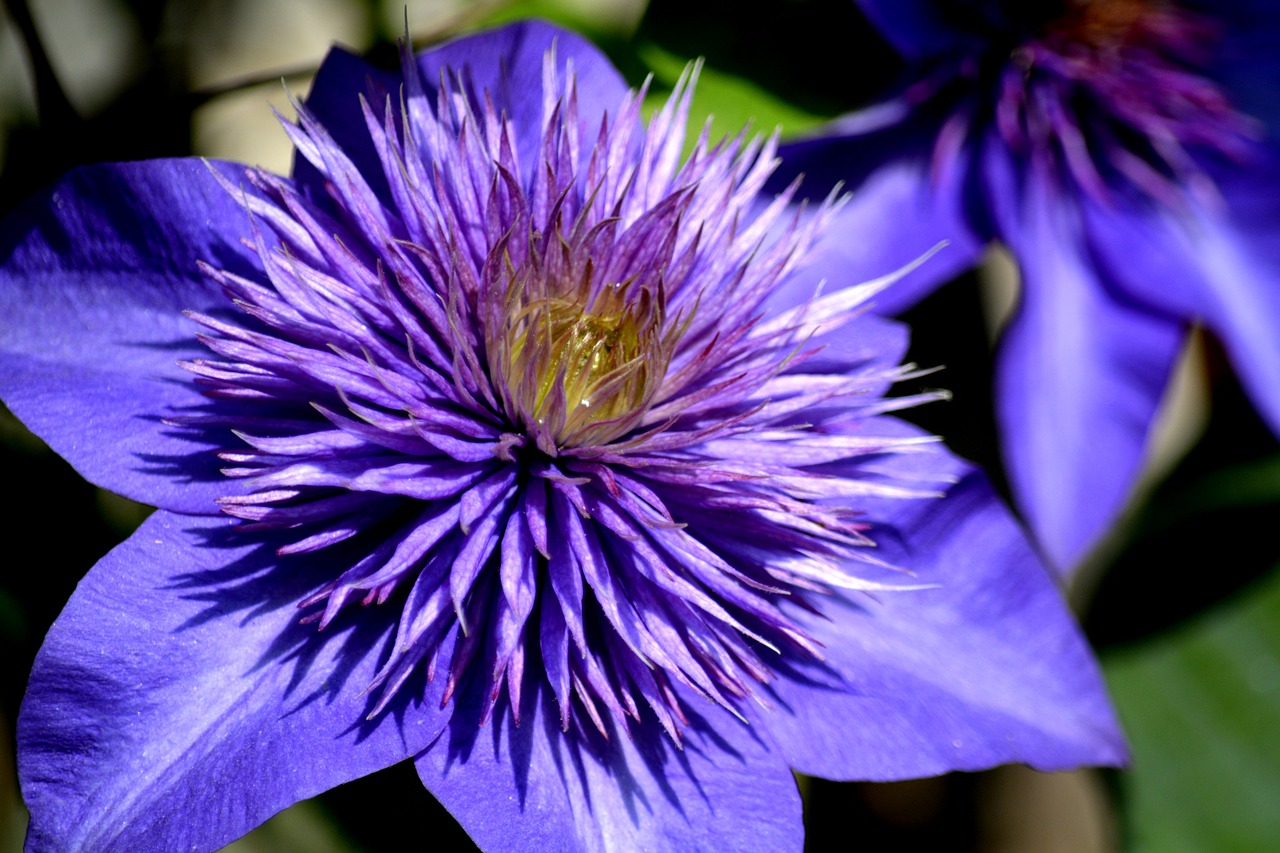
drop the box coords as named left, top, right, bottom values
left=1, top=20, right=1123, bottom=853
left=776, top=0, right=1280, bottom=572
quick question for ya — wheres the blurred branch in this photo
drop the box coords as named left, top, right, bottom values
left=2, top=0, right=81, bottom=134
left=184, top=0, right=514, bottom=107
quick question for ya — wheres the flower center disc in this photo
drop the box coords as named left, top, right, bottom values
left=494, top=272, right=673, bottom=450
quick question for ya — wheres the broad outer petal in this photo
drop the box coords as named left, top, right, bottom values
left=415, top=686, right=802, bottom=853
left=1080, top=145, right=1280, bottom=439
left=772, top=107, right=987, bottom=316
left=298, top=21, right=631, bottom=202
left=755, top=448, right=1127, bottom=780
left=19, top=511, right=454, bottom=853
left=769, top=311, right=911, bottom=404
left=0, top=159, right=266, bottom=514
left=983, top=140, right=1184, bottom=572
left=416, top=19, right=629, bottom=152
left=809, top=313, right=910, bottom=402
left=293, top=47, right=400, bottom=206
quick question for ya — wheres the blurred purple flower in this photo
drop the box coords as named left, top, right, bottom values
left=1, top=21, right=1123, bottom=853
left=777, top=0, right=1280, bottom=571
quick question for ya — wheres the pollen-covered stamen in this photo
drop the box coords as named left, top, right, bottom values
left=491, top=262, right=676, bottom=449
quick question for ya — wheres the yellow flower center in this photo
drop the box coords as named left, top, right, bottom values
left=492, top=266, right=678, bottom=449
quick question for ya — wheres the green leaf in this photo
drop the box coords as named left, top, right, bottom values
left=223, top=800, right=359, bottom=853
left=1104, top=568, right=1280, bottom=852
left=472, top=0, right=640, bottom=42
left=637, top=44, right=827, bottom=145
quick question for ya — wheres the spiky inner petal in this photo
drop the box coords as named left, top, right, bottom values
left=183, top=47, right=940, bottom=740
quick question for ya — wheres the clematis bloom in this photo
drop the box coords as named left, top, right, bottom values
left=777, top=0, right=1280, bottom=572
left=1, top=21, right=1123, bottom=853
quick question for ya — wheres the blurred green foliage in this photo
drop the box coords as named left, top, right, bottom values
left=1106, top=566, right=1280, bottom=852
left=638, top=43, right=827, bottom=143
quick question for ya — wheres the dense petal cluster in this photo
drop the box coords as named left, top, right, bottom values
left=185, top=44, right=946, bottom=736
left=0, top=21, right=1125, bottom=853
left=778, top=0, right=1280, bottom=571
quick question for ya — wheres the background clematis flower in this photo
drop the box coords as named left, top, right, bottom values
left=0, top=20, right=1123, bottom=853
left=773, top=0, right=1280, bottom=573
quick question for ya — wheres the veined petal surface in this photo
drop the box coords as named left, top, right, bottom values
left=18, top=511, right=455, bottom=853
left=1081, top=148, right=1280, bottom=438
left=755, top=463, right=1127, bottom=779
left=417, top=684, right=803, bottom=853
left=0, top=160, right=266, bottom=514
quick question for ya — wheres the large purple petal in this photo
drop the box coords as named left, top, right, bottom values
left=1080, top=147, right=1280, bottom=438
left=0, top=159, right=267, bottom=514
left=415, top=685, right=802, bottom=853
left=19, top=510, right=454, bottom=853
left=761, top=308, right=910, bottom=397
left=808, top=313, right=910, bottom=396
left=773, top=108, right=987, bottom=316
left=416, top=20, right=629, bottom=145
left=982, top=141, right=1184, bottom=571
left=755, top=459, right=1127, bottom=780
left=298, top=21, right=630, bottom=203
left=293, top=47, right=401, bottom=206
